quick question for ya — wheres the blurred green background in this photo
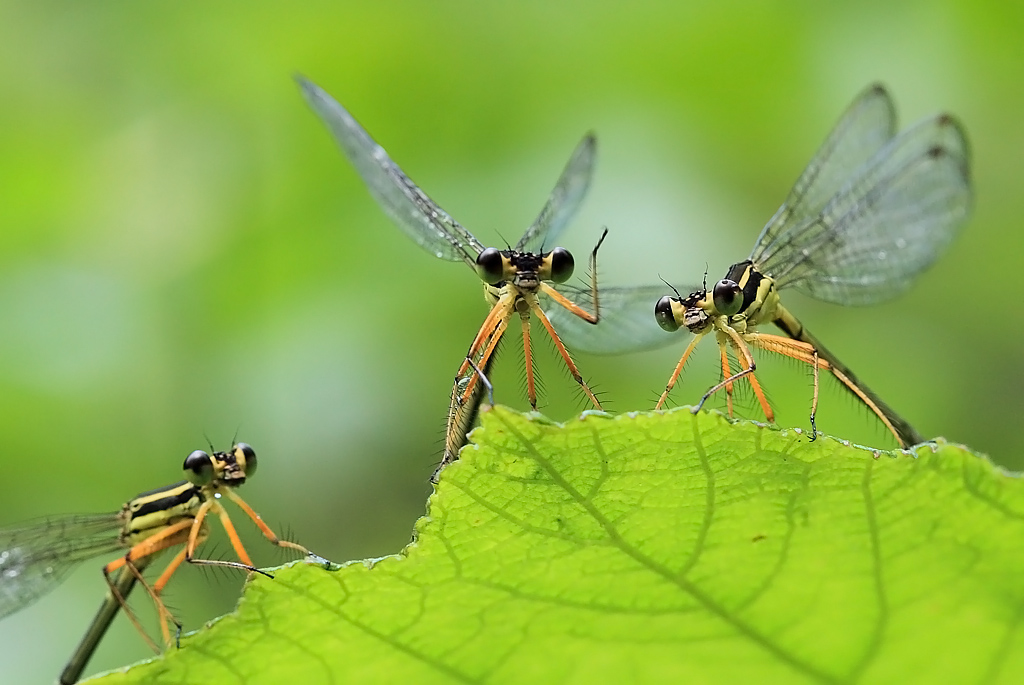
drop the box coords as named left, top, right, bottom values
left=1, top=1, right=1020, bottom=681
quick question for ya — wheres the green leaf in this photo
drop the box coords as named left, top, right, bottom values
left=94, top=407, right=1024, bottom=684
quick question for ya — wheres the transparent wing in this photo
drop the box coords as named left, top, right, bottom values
left=0, top=514, right=123, bottom=619
left=545, top=285, right=691, bottom=355
left=297, top=76, right=485, bottom=267
left=751, top=84, right=897, bottom=266
left=515, top=134, right=597, bottom=253
left=755, top=113, right=970, bottom=305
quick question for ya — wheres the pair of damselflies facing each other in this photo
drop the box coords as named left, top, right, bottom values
left=549, top=83, right=971, bottom=448
left=298, top=77, right=612, bottom=467
left=299, top=78, right=970, bottom=458
left=0, top=443, right=327, bottom=685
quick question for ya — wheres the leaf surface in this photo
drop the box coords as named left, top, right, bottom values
left=94, top=408, right=1024, bottom=684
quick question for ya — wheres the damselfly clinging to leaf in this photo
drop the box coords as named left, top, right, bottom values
left=297, top=77, right=608, bottom=466
left=0, top=444, right=326, bottom=684
left=552, top=84, right=971, bottom=447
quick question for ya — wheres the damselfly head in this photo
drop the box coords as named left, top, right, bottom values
left=475, top=246, right=575, bottom=291
left=183, top=443, right=256, bottom=488
left=655, top=288, right=712, bottom=333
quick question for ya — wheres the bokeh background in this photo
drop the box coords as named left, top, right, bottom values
left=1, top=1, right=1020, bottom=681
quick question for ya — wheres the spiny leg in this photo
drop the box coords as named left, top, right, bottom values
left=695, top=326, right=774, bottom=422
left=151, top=549, right=190, bottom=647
left=465, top=356, right=495, bottom=408
left=458, top=311, right=511, bottom=406
left=719, top=340, right=734, bottom=417
left=103, top=518, right=195, bottom=651
left=185, top=499, right=270, bottom=576
left=810, top=349, right=820, bottom=441
left=743, top=332, right=894, bottom=442
left=519, top=304, right=536, bottom=408
left=656, top=332, right=705, bottom=410
left=529, top=300, right=601, bottom=410
left=440, top=355, right=496, bottom=472
left=454, top=293, right=515, bottom=382
left=585, top=228, right=608, bottom=319
left=102, top=561, right=160, bottom=653
left=734, top=345, right=773, bottom=423
left=538, top=282, right=599, bottom=323
left=222, top=487, right=312, bottom=557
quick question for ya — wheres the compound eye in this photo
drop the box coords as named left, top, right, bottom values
left=712, top=279, right=743, bottom=316
left=236, top=443, right=257, bottom=477
left=654, top=296, right=680, bottom=332
left=548, top=247, right=574, bottom=284
left=475, top=248, right=504, bottom=285
left=183, top=450, right=214, bottom=486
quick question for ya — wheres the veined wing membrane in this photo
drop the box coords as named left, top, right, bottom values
left=757, top=114, right=970, bottom=305
left=516, top=134, right=597, bottom=253
left=751, top=84, right=897, bottom=267
left=297, top=76, right=485, bottom=267
left=545, top=284, right=688, bottom=355
left=0, top=514, right=123, bottom=619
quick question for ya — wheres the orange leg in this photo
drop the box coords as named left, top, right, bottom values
left=152, top=549, right=190, bottom=595
left=529, top=299, right=601, bottom=409
left=105, top=561, right=162, bottom=653
left=151, top=548, right=191, bottom=647
left=186, top=500, right=214, bottom=560
left=695, top=325, right=774, bottom=422
left=744, top=333, right=827, bottom=435
left=720, top=341, right=734, bottom=417
left=455, top=292, right=515, bottom=381
left=222, top=487, right=311, bottom=556
left=103, top=518, right=195, bottom=651
left=458, top=309, right=511, bottom=406
left=810, top=349, right=820, bottom=440
left=441, top=356, right=495, bottom=471
left=735, top=345, right=773, bottom=423
left=743, top=332, right=827, bottom=367
left=184, top=499, right=269, bottom=576
left=519, top=306, right=536, bottom=409
left=656, top=332, right=706, bottom=410
left=538, top=282, right=599, bottom=324
left=746, top=331, right=902, bottom=444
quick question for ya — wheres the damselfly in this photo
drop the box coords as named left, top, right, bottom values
left=552, top=84, right=971, bottom=447
left=298, top=77, right=607, bottom=465
left=0, top=443, right=322, bottom=684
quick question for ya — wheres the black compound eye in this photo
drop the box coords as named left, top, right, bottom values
left=475, top=248, right=504, bottom=285
left=548, top=247, right=574, bottom=284
left=654, top=296, right=680, bottom=332
left=236, top=443, right=257, bottom=477
left=183, top=450, right=214, bottom=485
left=712, top=279, right=743, bottom=316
